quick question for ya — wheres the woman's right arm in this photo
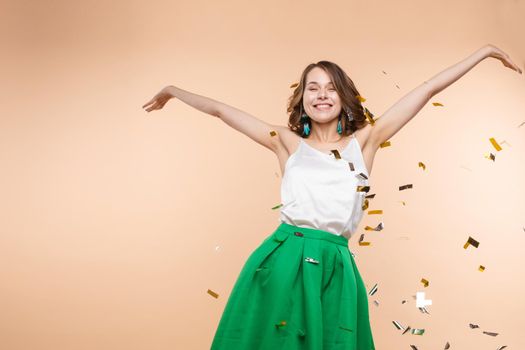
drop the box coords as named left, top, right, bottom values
left=142, top=85, right=285, bottom=153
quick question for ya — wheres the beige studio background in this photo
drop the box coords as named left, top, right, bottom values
left=1, top=0, right=524, bottom=349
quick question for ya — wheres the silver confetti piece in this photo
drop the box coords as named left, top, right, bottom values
left=392, top=320, right=405, bottom=330
left=368, top=283, right=378, bottom=296
left=411, top=328, right=425, bottom=335
left=304, top=257, right=319, bottom=264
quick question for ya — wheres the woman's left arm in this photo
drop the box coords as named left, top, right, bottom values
left=369, top=44, right=523, bottom=147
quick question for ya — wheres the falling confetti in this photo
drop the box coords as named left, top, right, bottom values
left=290, top=82, right=298, bottom=88
left=367, top=210, right=383, bottom=215
left=368, top=283, right=378, bottom=296
left=356, top=94, right=366, bottom=103
left=444, top=342, right=450, bottom=349
left=432, top=102, right=444, bottom=106
left=483, top=331, right=499, bottom=337
left=207, top=289, right=219, bottom=299
left=392, top=320, right=405, bottom=330
left=469, top=323, right=480, bottom=329
left=358, top=233, right=371, bottom=246
left=399, top=184, right=413, bottom=191
left=420, top=278, right=429, bottom=287
left=379, top=141, right=391, bottom=148
left=463, top=236, right=480, bottom=249
left=373, top=300, right=380, bottom=306
left=489, top=137, right=502, bottom=151
left=365, top=222, right=384, bottom=231
left=271, top=203, right=283, bottom=210
left=348, top=162, right=355, bottom=171
left=411, top=328, right=425, bottom=335
left=479, top=265, right=485, bottom=272
left=357, top=185, right=370, bottom=193
left=362, top=199, right=369, bottom=211
left=418, top=162, right=426, bottom=170
left=484, top=152, right=496, bottom=161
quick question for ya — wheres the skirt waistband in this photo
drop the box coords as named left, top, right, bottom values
left=275, top=221, right=349, bottom=247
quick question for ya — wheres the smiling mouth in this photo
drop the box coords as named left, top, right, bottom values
left=314, top=104, right=332, bottom=110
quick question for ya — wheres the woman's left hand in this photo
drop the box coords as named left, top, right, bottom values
left=483, top=44, right=523, bottom=74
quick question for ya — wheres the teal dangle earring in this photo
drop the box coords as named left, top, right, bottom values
left=300, top=106, right=311, bottom=136
left=337, top=107, right=354, bottom=134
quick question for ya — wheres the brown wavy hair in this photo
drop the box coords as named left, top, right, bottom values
left=287, top=61, right=370, bottom=138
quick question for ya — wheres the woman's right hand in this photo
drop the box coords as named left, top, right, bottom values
left=142, top=86, right=175, bottom=112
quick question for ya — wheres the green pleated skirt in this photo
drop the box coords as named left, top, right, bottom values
left=211, top=222, right=375, bottom=349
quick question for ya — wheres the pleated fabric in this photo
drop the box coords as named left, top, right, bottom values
left=211, top=221, right=375, bottom=350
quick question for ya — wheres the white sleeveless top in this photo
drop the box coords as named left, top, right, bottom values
left=279, top=134, right=369, bottom=240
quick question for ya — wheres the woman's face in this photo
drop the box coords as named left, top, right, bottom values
left=302, top=67, right=342, bottom=123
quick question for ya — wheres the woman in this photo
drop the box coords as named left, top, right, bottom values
left=142, top=44, right=521, bottom=349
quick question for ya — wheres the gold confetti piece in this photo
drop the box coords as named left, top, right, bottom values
left=365, top=193, right=376, bottom=199
left=518, top=121, right=525, bottom=128
left=432, top=102, right=444, bottom=106
left=357, top=185, right=370, bottom=193
left=463, top=236, right=480, bottom=249
left=484, top=152, right=496, bottom=161
left=269, top=130, right=277, bottom=137
left=275, top=320, right=287, bottom=328
left=403, top=326, right=412, bottom=335
left=356, top=94, right=366, bottom=102
left=410, top=345, right=418, bottom=350
left=421, top=278, right=429, bottom=287
left=290, top=82, right=298, bottom=88
left=399, top=201, right=406, bottom=206
left=367, top=209, right=383, bottom=215
left=271, top=203, right=283, bottom=210
left=469, top=323, right=479, bottom=329
left=489, top=137, right=502, bottom=151
left=368, top=283, right=378, bottom=296
left=364, top=107, right=375, bottom=125
left=444, top=342, right=450, bottom=349
left=331, top=149, right=341, bottom=159
left=373, top=300, right=379, bottom=306
left=207, top=289, right=219, bottom=298
left=399, top=184, right=413, bottom=191
left=379, top=141, right=391, bottom=148
left=483, top=331, right=498, bottom=336
left=402, top=300, right=407, bottom=304
left=358, top=233, right=371, bottom=246
left=496, top=346, right=508, bottom=350
left=347, top=162, right=355, bottom=171
left=365, top=222, right=384, bottom=231
left=411, top=328, right=425, bottom=335
left=479, top=265, right=485, bottom=272
left=392, top=320, right=405, bottom=330
left=418, top=162, right=426, bottom=170
left=361, top=199, right=369, bottom=211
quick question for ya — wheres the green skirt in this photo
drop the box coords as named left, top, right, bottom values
left=211, top=221, right=375, bottom=350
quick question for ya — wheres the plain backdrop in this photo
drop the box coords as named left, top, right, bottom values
left=1, top=0, right=524, bottom=349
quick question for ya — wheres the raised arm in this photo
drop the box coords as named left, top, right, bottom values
left=142, top=85, right=283, bottom=153
left=368, top=44, right=522, bottom=148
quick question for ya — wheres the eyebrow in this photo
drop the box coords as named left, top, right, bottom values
left=306, top=81, right=334, bottom=86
